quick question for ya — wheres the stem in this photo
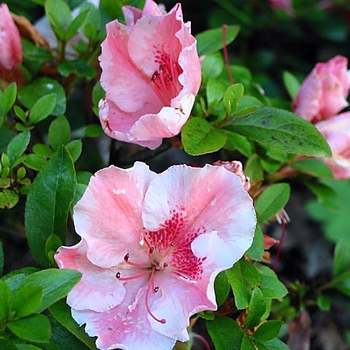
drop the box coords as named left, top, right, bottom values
left=222, top=24, right=234, bottom=85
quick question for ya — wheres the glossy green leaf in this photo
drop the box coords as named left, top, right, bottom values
left=65, top=9, right=90, bottom=42
left=241, top=334, right=256, bottom=350
left=49, top=116, right=71, bottom=151
left=201, top=52, right=224, bottom=79
left=224, top=131, right=255, bottom=157
left=256, top=338, right=290, bottom=350
left=333, top=240, right=350, bottom=276
left=7, top=314, right=51, bottom=342
left=214, top=271, right=230, bottom=307
left=1, top=83, right=17, bottom=116
left=58, top=60, right=96, bottom=79
left=255, top=264, right=288, bottom=300
left=25, top=147, right=76, bottom=266
left=196, top=25, right=240, bottom=56
left=291, top=158, right=333, bottom=178
left=255, top=183, right=290, bottom=224
left=207, top=316, right=243, bottom=350
left=206, top=78, right=226, bottom=108
left=18, top=78, right=66, bottom=116
left=226, top=259, right=261, bottom=309
left=7, top=131, right=30, bottom=167
left=18, top=269, right=81, bottom=313
left=224, top=107, right=332, bottom=157
left=29, top=93, right=57, bottom=124
left=23, top=154, right=47, bottom=171
left=0, top=279, right=13, bottom=321
left=32, top=143, right=53, bottom=158
left=245, top=226, right=264, bottom=261
left=12, top=286, right=43, bottom=319
left=253, top=320, right=283, bottom=341
left=66, top=139, right=82, bottom=163
left=245, top=287, right=267, bottom=329
left=45, top=0, right=72, bottom=40
left=283, top=71, right=300, bottom=99
left=50, top=299, right=97, bottom=349
left=2, top=268, right=39, bottom=290
left=182, top=117, right=227, bottom=155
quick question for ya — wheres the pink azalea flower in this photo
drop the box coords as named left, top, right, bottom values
left=55, top=162, right=256, bottom=350
left=292, top=56, right=350, bottom=123
left=0, top=3, right=22, bottom=83
left=316, top=112, right=350, bottom=179
left=98, top=0, right=201, bottom=149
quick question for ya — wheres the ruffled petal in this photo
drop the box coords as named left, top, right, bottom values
left=74, top=162, right=156, bottom=267
left=55, top=240, right=125, bottom=312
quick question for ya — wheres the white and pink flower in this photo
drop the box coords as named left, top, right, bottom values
left=55, top=162, right=256, bottom=350
left=98, top=0, right=201, bottom=149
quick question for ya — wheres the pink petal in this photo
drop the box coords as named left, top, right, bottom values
left=142, top=164, right=256, bottom=256
left=71, top=279, right=176, bottom=350
left=55, top=240, right=125, bottom=312
left=74, top=162, right=156, bottom=268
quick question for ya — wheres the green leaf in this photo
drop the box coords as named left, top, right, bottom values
left=245, top=226, right=264, bottom=261
left=45, top=0, right=72, bottom=40
left=28, top=93, right=57, bottom=124
left=253, top=320, right=283, bottom=341
left=0, top=340, right=17, bottom=349
left=316, top=295, right=331, bottom=311
left=12, top=286, right=43, bottom=319
left=18, top=78, right=66, bottom=116
left=223, top=83, right=244, bottom=115
left=305, top=180, right=338, bottom=210
left=15, top=345, right=42, bottom=350
left=182, top=117, right=227, bottom=155
left=256, top=338, right=290, bottom=350
left=1, top=83, right=17, bottom=116
left=241, top=334, right=256, bottom=350
left=245, top=287, right=267, bottom=330
left=7, top=131, right=30, bottom=167
left=7, top=314, right=51, bottom=342
left=0, top=189, right=19, bottom=209
left=196, top=25, right=240, bottom=56
left=84, top=124, right=103, bottom=138
left=201, top=52, right=224, bottom=79
left=18, top=269, right=81, bottom=313
left=65, top=9, right=90, bottom=42
left=2, top=267, right=39, bottom=290
left=49, top=116, right=71, bottom=151
left=32, top=143, right=53, bottom=158
left=206, top=79, right=226, bottom=108
left=254, top=183, right=290, bottom=224
left=224, top=131, right=255, bottom=157
left=255, top=264, right=288, bottom=300
left=333, top=240, right=350, bottom=276
left=245, top=154, right=263, bottom=181
left=0, top=279, right=13, bottom=321
left=226, top=259, right=261, bottom=309
left=283, top=71, right=300, bottom=99
left=224, top=107, right=332, bottom=157
left=214, top=271, right=230, bottom=307
left=0, top=239, right=3, bottom=276
left=23, top=154, right=47, bottom=171
left=50, top=299, right=98, bottom=350
left=58, top=60, right=96, bottom=79
left=66, top=139, right=82, bottom=163
left=25, top=147, right=76, bottom=266
left=207, top=316, right=243, bottom=350
left=291, top=158, right=333, bottom=178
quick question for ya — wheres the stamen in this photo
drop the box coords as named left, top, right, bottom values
left=145, top=268, right=166, bottom=324
left=116, top=270, right=152, bottom=281
left=123, top=253, right=151, bottom=269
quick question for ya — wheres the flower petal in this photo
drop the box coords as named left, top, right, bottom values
left=55, top=240, right=125, bottom=312
left=74, top=162, right=156, bottom=267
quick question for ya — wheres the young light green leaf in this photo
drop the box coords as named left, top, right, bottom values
left=7, top=314, right=51, bottom=342
left=29, top=93, right=57, bottom=124
left=206, top=78, right=226, bottom=108
left=254, top=183, right=290, bottom=224
left=49, top=115, right=71, bottom=150
left=1, top=83, right=17, bottom=116
left=12, top=286, right=43, bottom=319
left=45, top=0, right=72, bottom=41
left=18, top=269, right=81, bottom=313
left=7, top=131, right=30, bottom=167
left=283, top=71, right=300, bottom=99
left=0, top=189, right=19, bottom=209
left=224, top=107, right=332, bottom=157
left=244, top=287, right=267, bottom=330
left=223, top=83, right=244, bottom=115
left=206, top=316, right=243, bottom=350
left=65, top=10, right=90, bottom=42
left=181, top=117, right=227, bottom=155
left=25, top=146, right=76, bottom=266
left=196, top=25, right=240, bottom=56
left=50, top=299, right=98, bottom=350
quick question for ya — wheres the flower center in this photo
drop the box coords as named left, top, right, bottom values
left=151, top=62, right=182, bottom=106
left=116, top=246, right=167, bottom=324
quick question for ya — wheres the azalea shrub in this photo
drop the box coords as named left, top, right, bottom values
left=0, top=0, right=350, bottom=350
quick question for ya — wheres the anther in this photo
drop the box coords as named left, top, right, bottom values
left=154, top=286, right=160, bottom=293
left=124, top=253, right=130, bottom=261
left=116, top=272, right=121, bottom=278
